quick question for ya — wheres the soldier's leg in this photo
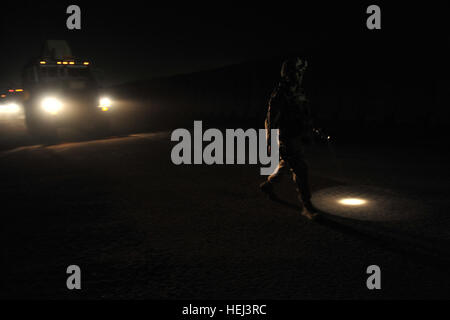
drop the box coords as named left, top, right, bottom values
left=290, top=158, right=319, bottom=219
left=282, top=139, right=309, bottom=200
left=290, top=157, right=311, bottom=203
left=284, top=139, right=318, bottom=218
left=260, top=159, right=288, bottom=198
left=267, top=159, right=289, bottom=184
left=260, top=138, right=289, bottom=197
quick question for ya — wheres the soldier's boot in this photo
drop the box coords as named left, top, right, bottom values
left=297, top=187, right=320, bottom=220
left=259, top=181, right=278, bottom=200
left=292, top=166, right=319, bottom=220
left=301, top=199, right=320, bottom=221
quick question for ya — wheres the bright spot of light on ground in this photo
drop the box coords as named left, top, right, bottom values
left=312, top=185, right=427, bottom=221
left=338, top=198, right=367, bottom=206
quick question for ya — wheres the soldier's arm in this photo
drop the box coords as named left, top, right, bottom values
left=267, top=86, right=283, bottom=129
left=305, top=99, right=314, bottom=137
left=304, top=100, right=330, bottom=144
left=265, top=86, right=282, bottom=153
left=298, top=97, right=314, bottom=144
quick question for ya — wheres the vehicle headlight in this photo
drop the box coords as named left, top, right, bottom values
left=0, top=103, right=20, bottom=113
left=99, top=97, right=112, bottom=110
left=41, top=97, right=63, bottom=115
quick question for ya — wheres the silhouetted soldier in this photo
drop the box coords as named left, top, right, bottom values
left=260, top=57, right=319, bottom=220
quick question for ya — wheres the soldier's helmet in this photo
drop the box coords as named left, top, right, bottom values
left=280, top=57, right=308, bottom=81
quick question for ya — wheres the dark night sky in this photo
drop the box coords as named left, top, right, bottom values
left=0, top=2, right=448, bottom=90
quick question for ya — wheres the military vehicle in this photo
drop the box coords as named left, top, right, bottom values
left=21, top=40, right=112, bottom=138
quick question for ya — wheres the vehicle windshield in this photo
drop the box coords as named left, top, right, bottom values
left=66, top=68, right=92, bottom=79
left=39, top=66, right=60, bottom=78
left=39, top=66, right=94, bottom=81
